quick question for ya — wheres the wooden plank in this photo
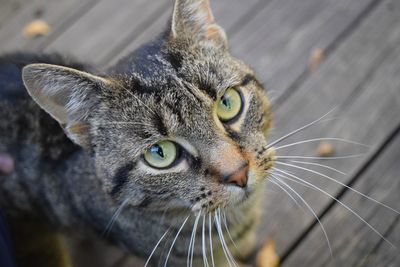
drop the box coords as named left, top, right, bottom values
left=0, top=0, right=38, bottom=36
left=0, top=0, right=98, bottom=53
left=229, top=0, right=378, bottom=100
left=283, top=131, right=400, bottom=266
left=255, top=0, right=400, bottom=258
left=104, top=0, right=263, bottom=67
left=363, top=218, right=400, bottom=267
left=108, top=0, right=376, bottom=74
left=0, top=0, right=397, bottom=266
left=0, top=0, right=26, bottom=30
left=65, top=235, right=145, bottom=267
left=45, top=0, right=170, bottom=66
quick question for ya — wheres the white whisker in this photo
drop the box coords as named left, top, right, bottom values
left=215, top=209, right=239, bottom=267
left=214, top=210, right=232, bottom=267
left=103, top=197, right=131, bottom=236
left=273, top=168, right=396, bottom=248
left=222, top=210, right=239, bottom=252
left=163, top=215, right=190, bottom=267
left=188, top=212, right=201, bottom=267
left=269, top=177, right=302, bottom=208
left=144, top=228, right=170, bottom=267
left=272, top=172, right=313, bottom=190
left=275, top=161, right=399, bottom=214
left=290, top=160, right=346, bottom=175
left=271, top=175, right=333, bottom=257
left=274, top=137, right=370, bottom=150
left=209, top=213, right=215, bottom=267
left=265, top=108, right=337, bottom=149
left=202, top=215, right=210, bottom=267
left=276, top=154, right=365, bottom=160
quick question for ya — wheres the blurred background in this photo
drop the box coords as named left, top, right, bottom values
left=0, top=0, right=399, bottom=266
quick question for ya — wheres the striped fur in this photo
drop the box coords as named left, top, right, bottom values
left=0, top=1, right=275, bottom=266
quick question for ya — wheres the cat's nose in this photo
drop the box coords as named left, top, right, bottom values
left=222, top=162, right=249, bottom=188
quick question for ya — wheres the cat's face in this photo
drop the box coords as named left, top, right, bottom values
left=22, top=0, right=275, bottom=215
left=94, top=43, right=275, bottom=213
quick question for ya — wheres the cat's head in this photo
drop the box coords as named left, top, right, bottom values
left=22, top=0, right=275, bottom=214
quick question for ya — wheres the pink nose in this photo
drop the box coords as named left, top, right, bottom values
left=222, top=163, right=249, bottom=188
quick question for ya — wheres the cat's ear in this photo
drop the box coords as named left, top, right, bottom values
left=22, top=63, right=111, bottom=148
left=170, top=0, right=228, bottom=48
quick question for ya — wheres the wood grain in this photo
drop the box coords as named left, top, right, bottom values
left=0, top=0, right=99, bottom=53
left=229, top=0, right=379, bottom=102
left=0, top=0, right=399, bottom=266
left=258, top=0, right=400, bottom=263
left=283, top=129, right=400, bottom=266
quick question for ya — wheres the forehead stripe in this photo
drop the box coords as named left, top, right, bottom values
left=241, top=74, right=261, bottom=87
left=198, top=81, right=217, bottom=100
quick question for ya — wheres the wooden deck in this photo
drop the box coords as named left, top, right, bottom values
left=1, top=0, right=399, bottom=266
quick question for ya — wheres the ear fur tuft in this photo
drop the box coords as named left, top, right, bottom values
left=22, top=63, right=110, bottom=148
left=171, top=0, right=228, bottom=48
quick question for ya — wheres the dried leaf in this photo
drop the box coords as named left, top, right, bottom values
left=316, top=141, right=335, bottom=157
left=256, top=239, right=279, bottom=267
left=23, top=19, right=51, bottom=38
left=309, top=48, right=325, bottom=72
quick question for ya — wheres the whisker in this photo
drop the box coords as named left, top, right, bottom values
left=271, top=175, right=333, bottom=257
left=272, top=171, right=313, bottom=190
left=143, top=228, right=170, bottom=267
left=265, top=107, right=337, bottom=149
left=188, top=212, right=201, bottom=267
left=202, top=215, right=210, bottom=267
left=156, top=208, right=176, bottom=261
left=216, top=209, right=239, bottom=267
left=192, top=213, right=202, bottom=267
left=209, top=213, right=215, bottom=267
left=187, top=218, right=195, bottom=267
left=269, top=177, right=302, bottom=208
left=221, top=210, right=239, bottom=252
left=102, top=197, right=131, bottom=237
left=273, top=167, right=396, bottom=248
left=274, top=137, right=370, bottom=150
left=317, top=117, right=341, bottom=124
left=275, top=154, right=366, bottom=160
left=163, top=215, right=190, bottom=267
left=214, top=209, right=232, bottom=267
left=270, top=117, right=341, bottom=139
left=275, top=161, right=400, bottom=214
left=290, top=160, right=346, bottom=175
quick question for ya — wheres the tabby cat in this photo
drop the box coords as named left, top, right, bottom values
left=0, top=0, right=276, bottom=266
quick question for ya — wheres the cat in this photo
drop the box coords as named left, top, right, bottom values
left=0, top=0, right=277, bottom=266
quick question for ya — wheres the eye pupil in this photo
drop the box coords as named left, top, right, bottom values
left=221, top=97, right=231, bottom=110
left=151, top=145, right=164, bottom=158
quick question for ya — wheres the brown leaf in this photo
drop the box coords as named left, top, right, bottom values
left=256, top=239, right=280, bottom=267
left=23, top=19, right=51, bottom=38
left=316, top=141, right=335, bottom=157
left=309, top=48, right=325, bottom=72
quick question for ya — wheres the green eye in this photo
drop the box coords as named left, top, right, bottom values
left=144, top=140, right=177, bottom=169
left=217, top=88, right=242, bottom=122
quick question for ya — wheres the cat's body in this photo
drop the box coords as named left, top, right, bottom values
left=0, top=1, right=275, bottom=266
